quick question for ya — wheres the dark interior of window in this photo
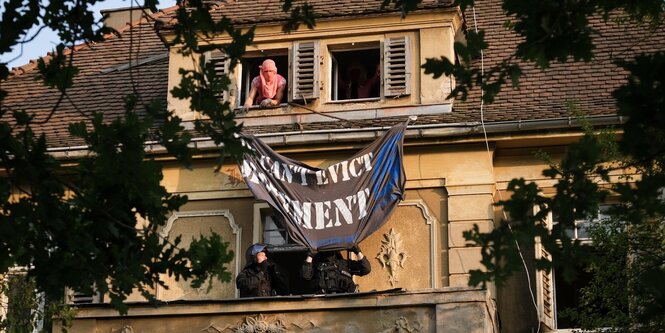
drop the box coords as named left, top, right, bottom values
left=331, top=48, right=381, bottom=101
left=240, top=54, right=289, bottom=107
left=555, top=261, right=594, bottom=329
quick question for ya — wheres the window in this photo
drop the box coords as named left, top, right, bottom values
left=239, top=50, right=289, bottom=107
left=254, top=204, right=309, bottom=295
left=205, top=49, right=290, bottom=108
left=537, top=205, right=614, bottom=331
left=330, top=43, right=381, bottom=101
left=206, top=35, right=412, bottom=109
left=327, top=36, right=411, bottom=103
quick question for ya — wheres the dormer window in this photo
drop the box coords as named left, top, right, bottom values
left=240, top=50, right=289, bottom=108
left=327, top=36, right=412, bottom=103
left=330, top=43, right=381, bottom=101
left=204, top=34, right=414, bottom=111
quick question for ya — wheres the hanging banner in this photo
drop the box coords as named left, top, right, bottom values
left=238, top=122, right=407, bottom=251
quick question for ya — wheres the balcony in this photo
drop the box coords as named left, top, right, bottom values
left=61, top=288, right=498, bottom=332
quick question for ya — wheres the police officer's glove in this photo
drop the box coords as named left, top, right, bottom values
left=349, top=245, right=361, bottom=255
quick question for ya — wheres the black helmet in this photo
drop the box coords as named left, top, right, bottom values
left=245, top=243, right=267, bottom=264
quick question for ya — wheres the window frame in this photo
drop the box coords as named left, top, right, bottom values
left=252, top=202, right=306, bottom=252
left=327, top=41, right=382, bottom=102
left=237, top=49, right=290, bottom=110
left=251, top=203, right=309, bottom=295
left=323, top=34, right=413, bottom=105
left=538, top=204, right=615, bottom=332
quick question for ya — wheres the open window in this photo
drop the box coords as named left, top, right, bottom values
left=328, top=36, right=411, bottom=103
left=538, top=205, right=614, bottom=331
left=329, top=42, right=381, bottom=101
left=254, top=204, right=309, bottom=295
left=239, top=50, right=289, bottom=109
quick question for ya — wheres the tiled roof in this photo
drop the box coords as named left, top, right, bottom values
left=2, top=9, right=173, bottom=147
left=2, top=1, right=664, bottom=149
left=204, top=0, right=454, bottom=25
left=452, top=0, right=665, bottom=122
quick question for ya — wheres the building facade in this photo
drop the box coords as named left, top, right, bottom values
left=3, top=0, right=663, bottom=332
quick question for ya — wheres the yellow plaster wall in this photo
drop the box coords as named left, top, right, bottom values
left=419, top=27, right=456, bottom=104
left=166, top=48, right=200, bottom=119
left=165, top=10, right=463, bottom=117
left=155, top=143, right=500, bottom=293
left=358, top=203, right=434, bottom=291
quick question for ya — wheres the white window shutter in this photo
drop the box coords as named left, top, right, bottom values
left=383, top=36, right=411, bottom=97
left=535, top=210, right=556, bottom=330
left=205, top=50, right=232, bottom=101
left=291, top=41, right=320, bottom=101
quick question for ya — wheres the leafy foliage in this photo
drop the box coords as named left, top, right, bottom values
left=0, top=0, right=305, bottom=329
left=457, top=2, right=665, bottom=329
left=0, top=272, right=76, bottom=333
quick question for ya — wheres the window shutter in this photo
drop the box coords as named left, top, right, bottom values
left=205, top=50, right=232, bottom=101
left=291, top=41, right=320, bottom=101
left=535, top=210, right=556, bottom=330
left=66, top=288, right=102, bottom=304
left=383, top=36, right=411, bottom=97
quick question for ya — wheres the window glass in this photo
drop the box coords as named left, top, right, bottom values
left=263, top=214, right=288, bottom=246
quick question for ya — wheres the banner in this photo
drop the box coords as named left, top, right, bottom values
left=238, top=122, right=407, bottom=251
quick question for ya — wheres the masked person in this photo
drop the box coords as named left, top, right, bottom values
left=301, top=245, right=371, bottom=294
left=242, top=59, right=287, bottom=111
left=338, top=62, right=380, bottom=100
left=236, top=243, right=288, bottom=297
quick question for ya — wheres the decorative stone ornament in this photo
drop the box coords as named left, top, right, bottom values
left=376, top=228, right=408, bottom=286
left=381, top=316, right=423, bottom=333
left=232, top=314, right=286, bottom=333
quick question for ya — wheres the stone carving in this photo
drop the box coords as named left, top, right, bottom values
left=291, top=318, right=319, bottom=329
left=381, top=316, right=423, bottom=333
left=232, top=314, right=286, bottom=333
left=376, top=228, right=408, bottom=286
left=111, top=326, right=135, bottom=333
left=201, top=323, right=229, bottom=332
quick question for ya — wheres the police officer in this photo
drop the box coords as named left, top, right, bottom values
left=236, top=243, right=288, bottom=297
left=301, top=245, right=371, bottom=294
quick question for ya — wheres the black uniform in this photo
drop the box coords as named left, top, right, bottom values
left=236, top=260, right=288, bottom=297
left=301, top=251, right=371, bottom=294
left=236, top=244, right=288, bottom=297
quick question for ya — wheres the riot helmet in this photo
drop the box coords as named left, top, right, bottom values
left=245, top=243, right=268, bottom=264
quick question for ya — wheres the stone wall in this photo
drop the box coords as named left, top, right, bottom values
left=62, top=289, right=498, bottom=333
